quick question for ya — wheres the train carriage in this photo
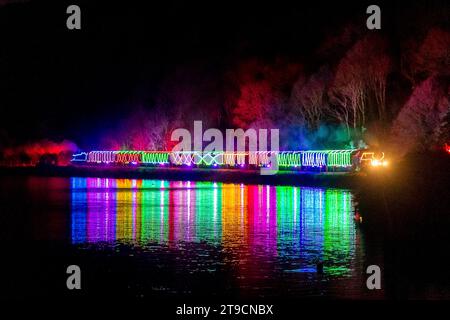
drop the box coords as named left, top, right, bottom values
left=72, top=149, right=388, bottom=172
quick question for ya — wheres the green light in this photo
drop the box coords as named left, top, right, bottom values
left=194, top=181, right=222, bottom=243
left=326, top=150, right=353, bottom=167
left=142, top=152, right=170, bottom=164
left=277, top=152, right=302, bottom=167
left=140, top=180, right=169, bottom=243
left=323, top=189, right=355, bottom=275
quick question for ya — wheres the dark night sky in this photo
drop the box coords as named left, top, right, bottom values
left=0, top=0, right=447, bottom=148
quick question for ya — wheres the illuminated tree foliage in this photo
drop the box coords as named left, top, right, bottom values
left=92, top=22, right=448, bottom=155
left=225, top=59, right=301, bottom=129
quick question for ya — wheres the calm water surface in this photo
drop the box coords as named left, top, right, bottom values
left=1, top=176, right=384, bottom=299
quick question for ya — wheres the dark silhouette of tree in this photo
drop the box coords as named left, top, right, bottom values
left=416, top=28, right=450, bottom=77
left=106, top=105, right=182, bottom=151
left=438, top=107, right=450, bottom=147
left=391, top=76, right=449, bottom=155
left=401, top=28, right=450, bottom=86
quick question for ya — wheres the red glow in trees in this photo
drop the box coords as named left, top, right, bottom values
left=226, top=59, right=301, bottom=129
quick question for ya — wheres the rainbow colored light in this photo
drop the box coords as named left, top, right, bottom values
left=82, top=151, right=170, bottom=165
left=70, top=177, right=356, bottom=276
left=72, top=149, right=356, bottom=170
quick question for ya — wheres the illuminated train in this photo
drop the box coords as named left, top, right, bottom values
left=71, top=149, right=387, bottom=171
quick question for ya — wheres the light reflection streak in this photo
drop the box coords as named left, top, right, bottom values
left=71, top=177, right=356, bottom=275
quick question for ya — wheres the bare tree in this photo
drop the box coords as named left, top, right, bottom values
left=290, top=66, right=332, bottom=129
left=327, top=97, right=351, bottom=138
left=329, top=74, right=365, bottom=132
left=329, top=34, right=391, bottom=133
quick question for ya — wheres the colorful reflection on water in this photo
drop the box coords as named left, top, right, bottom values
left=71, top=177, right=357, bottom=277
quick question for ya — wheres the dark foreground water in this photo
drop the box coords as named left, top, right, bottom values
left=0, top=176, right=385, bottom=300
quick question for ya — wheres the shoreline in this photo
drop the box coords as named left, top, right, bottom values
left=0, top=165, right=365, bottom=189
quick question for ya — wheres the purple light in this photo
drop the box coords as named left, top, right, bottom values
left=131, top=161, right=138, bottom=165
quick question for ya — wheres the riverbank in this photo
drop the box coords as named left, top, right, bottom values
left=0, top=165, right=366, bottom=189
left=0, top=169, right=372, bottom=302
left=355, top=152, right=450, bottom=298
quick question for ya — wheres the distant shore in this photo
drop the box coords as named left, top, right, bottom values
left=0, top=165, right=365, bottom=189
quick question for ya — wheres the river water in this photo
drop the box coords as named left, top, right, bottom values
left=0, top=176, right=385, bottom=300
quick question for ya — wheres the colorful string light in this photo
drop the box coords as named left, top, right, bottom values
left=142, top=152, right=170, bottom=164
left=74, top=149, right=362, bottom=170
left=302, top=151, right=327, bottom=167
left=86, top=151, right=170, bottom=165
left=326, top=150, right=353, bottom=167
left=277, top=152, right=302, bottom=167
